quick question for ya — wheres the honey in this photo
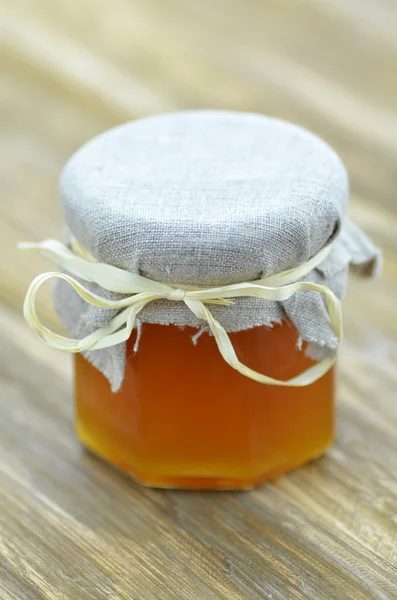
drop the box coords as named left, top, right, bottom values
left=75, top=320, right=334, bottom=489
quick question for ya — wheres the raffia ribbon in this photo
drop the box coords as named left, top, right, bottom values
left=19, top=238, right=342, bottom=387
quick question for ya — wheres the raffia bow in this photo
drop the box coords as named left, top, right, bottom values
left=19, top=237, right=342, bottom=386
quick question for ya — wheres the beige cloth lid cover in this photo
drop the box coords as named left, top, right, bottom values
left=53, top=110, right=380, bottom=391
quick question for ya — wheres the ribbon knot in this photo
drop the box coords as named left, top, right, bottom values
left=166, top=288, right=186, bottom=302
left=18, top=238, right=343, bottom=387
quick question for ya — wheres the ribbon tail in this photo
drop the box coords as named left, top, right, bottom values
left=184, top=291, right=341, bottom=387
left=91, top=299, right=150, bottom=350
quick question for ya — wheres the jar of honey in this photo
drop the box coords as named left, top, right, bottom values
left=21, top=110, right=380, bottom=489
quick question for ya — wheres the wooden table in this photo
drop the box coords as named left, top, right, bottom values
left=1, top=1, right=397, bottom=598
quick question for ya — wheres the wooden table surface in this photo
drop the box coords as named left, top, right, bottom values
left=1, top=1, right=397, bottom=598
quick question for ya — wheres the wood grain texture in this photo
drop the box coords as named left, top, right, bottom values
left=1, top=1, right=397, bottom=598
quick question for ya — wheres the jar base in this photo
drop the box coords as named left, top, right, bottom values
left=77, top=424, right=333, bottom=491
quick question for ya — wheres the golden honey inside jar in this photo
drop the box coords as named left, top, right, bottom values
left=21, top=111, right=379, bottom=490
left=75, top=322, right=334, bottom=489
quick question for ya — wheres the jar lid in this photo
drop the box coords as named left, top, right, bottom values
left=60, top=110, right=348, bottom=286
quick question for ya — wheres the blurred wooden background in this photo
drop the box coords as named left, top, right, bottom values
left=1, top=1, right=397, bottom=599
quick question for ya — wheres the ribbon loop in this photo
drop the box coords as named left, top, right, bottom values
left=18, top=238, right=342, bottom=387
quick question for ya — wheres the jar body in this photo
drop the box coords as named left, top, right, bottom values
left=75, top=321, right=334, bottom=489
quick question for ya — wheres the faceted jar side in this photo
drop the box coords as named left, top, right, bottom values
left=75, top=321, right=334, bottom=490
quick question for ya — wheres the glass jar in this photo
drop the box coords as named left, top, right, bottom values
left=20, top=111, right=379, bottom=491
left=75, top=320, right=334, bottom=490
